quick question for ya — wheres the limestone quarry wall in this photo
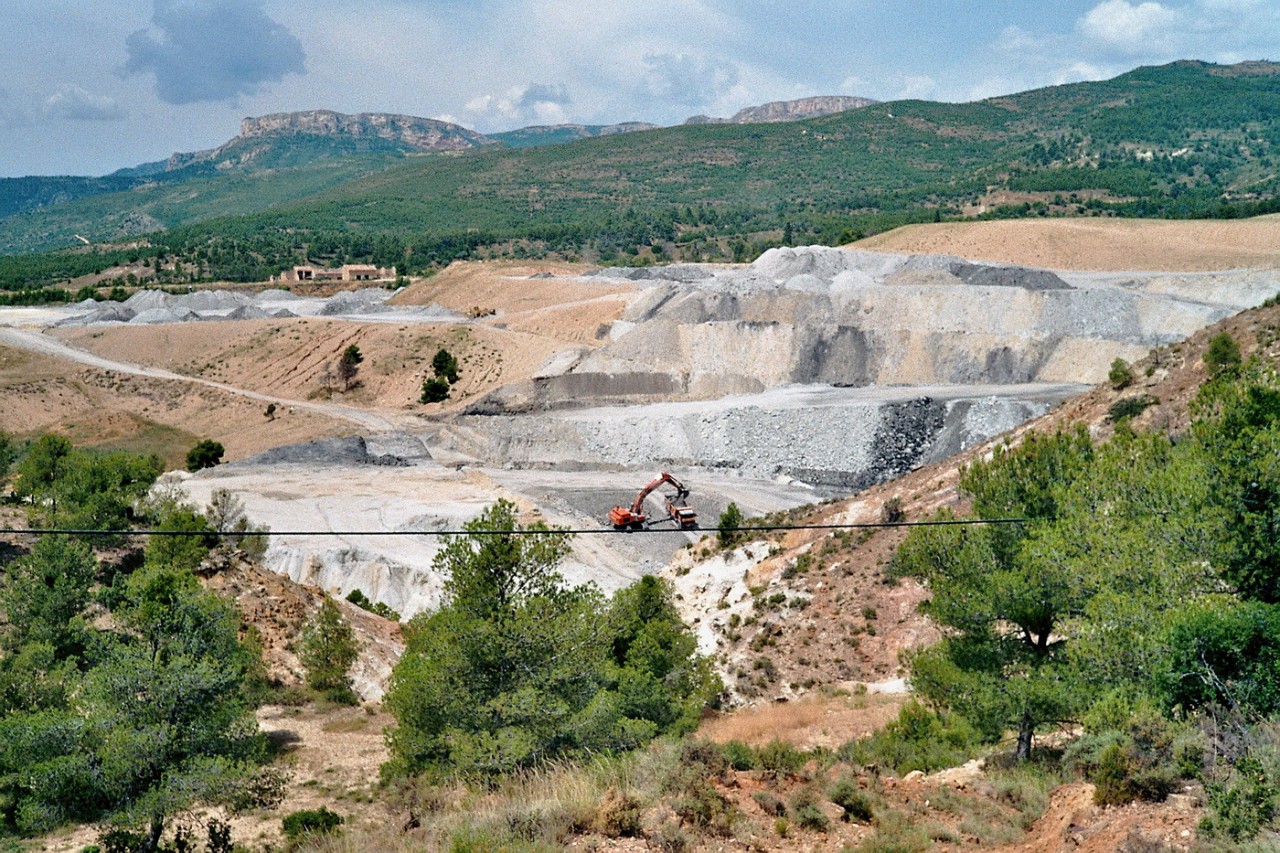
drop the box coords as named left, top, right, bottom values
left=442, top=383, right=1079, bottom=490
left=478, top=248, right=1277, bottom=412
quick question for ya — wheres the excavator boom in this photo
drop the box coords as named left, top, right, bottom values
left=609, top=472, right=698, bottom=530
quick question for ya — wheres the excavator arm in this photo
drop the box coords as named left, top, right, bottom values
left=609, top=472, right=697, bottom=530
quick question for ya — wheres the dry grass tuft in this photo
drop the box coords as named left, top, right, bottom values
left=699, top=692, right=905, bottom=749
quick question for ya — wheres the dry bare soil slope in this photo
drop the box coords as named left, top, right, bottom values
left=851, top=215, right=1280, bottom=271
left=33, top=261, right=636, bottom=461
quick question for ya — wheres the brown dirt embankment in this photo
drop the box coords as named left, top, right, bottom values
left=851, top=215, right=1280, bottom=271
left=36, top=261, right=640, bottom=455
left=392, top=260, right=637, bottom=343
left=0, top=342, right=348, bottom=466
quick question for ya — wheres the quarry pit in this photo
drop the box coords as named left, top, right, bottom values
left=2, top=244, right=1277, bottom=617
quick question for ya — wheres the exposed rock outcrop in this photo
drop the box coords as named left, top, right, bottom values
left=684, top=95, right=877, bottom=125
left=235, top=111, right=489, bottom=150
left=166, top=110, right=491, bottom=170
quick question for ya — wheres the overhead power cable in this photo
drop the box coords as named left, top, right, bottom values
left=0, top=517, right=1030, bottom=538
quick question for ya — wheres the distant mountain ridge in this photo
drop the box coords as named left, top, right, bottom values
left=6, top=60, right=1280, bottom=258
left=0, top=96, right=876, bottom=221
left=487, top=122, right=660, bottom=148
left=166, top=110, right=493, bottom=171
left=685, top=95, right=877, bottom=125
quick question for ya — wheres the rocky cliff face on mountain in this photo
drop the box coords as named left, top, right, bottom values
left=685, top=95, right=877, bottom=125
left=238, top=111, right=491, bottom=149
left=166, top=110, right=492, bottom=170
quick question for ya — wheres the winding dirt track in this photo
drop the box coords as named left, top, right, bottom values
left=0, top=327, right=399, bottom=432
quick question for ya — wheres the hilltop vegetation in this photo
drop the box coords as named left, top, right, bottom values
left=3, top=60, right=1280, bottom=286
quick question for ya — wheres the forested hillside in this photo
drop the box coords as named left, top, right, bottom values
left=3, top=60, right=1280, bottom=287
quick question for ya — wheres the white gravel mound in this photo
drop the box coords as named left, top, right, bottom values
left=129, top=307, right=199, bottom=325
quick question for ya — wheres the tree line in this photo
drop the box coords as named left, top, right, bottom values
left=892, top=331, right=1280, bottom=841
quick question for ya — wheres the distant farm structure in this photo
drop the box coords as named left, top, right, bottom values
left=273, top=264, right=397, bottom=284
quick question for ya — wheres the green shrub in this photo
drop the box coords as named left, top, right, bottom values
left=421, top=376, right=451, bottom=403
left=1092, top=742, right=1141, bottom=806
left=880, top=497, right=904, bottom=524
left=1205, top=331, right=1242, bottom=376
left=722, top=739, right=756, bottom=771
left=298, top=597, right=360, bottom=703
left=674, top=780, right=737, bottom=836
left=989, top=764, right=1060, bottom=829
left=837, top=701, right=979, bottom=775
left=793, top=803, right=829, bottom=831
left=432, top=348, right=460, bottom=384
left=345, top=588, right=401, bottom=621
left=652, top=821, right=690, bottom=853
left=752, top=791, right=786, bottom=816
left=788, top=787, right=829, bottom=831
left=830, top=776, right=875, bottom=822
left=1158, top=601, right=1280, bottom=717
left=185, top=438, right=224, bottom=472
left=717, top=502, right=744, bottom=548
left=1109, top=357, right=1135, bottom=389
left=756, top=739, right=805, bottom=776
left=1106, top=394, right=1159, bottom=422
left=595, top=790, right=644, bottom=838
left=282, top=807, right=344, bottom=842
left=1202, top=756, right=1278, bottom=841
left=847, top=809, right=931, bottom=853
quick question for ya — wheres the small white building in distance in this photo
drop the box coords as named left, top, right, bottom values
left=273, top=264, right=397, bottom=283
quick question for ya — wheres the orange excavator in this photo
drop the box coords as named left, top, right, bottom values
left=609, top=472, right=698, bottom=530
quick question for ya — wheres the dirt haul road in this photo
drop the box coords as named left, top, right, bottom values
left=0, top=327, right=400, bottom=432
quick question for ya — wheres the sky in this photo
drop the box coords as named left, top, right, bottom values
left=2, top=0, right=1278, bottom=177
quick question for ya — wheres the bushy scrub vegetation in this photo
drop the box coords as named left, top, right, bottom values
left=891, top=347, right=1280, bottom=840
left=345, top=587, right=400, bottom=621
left=185, top=438, right=225, bottom=472
left=420, top=347, right=460, bottom=404
left=299, top=596, right=361, bottom=704
left=0, top=438, right=279, bottom=851
left=837, top=700, right=980, bottom=775
left=384, top=500, right=721, bottom=779
left=716, top=501, right=744, bottom=548
left=14, top=434, right=162, bottom=539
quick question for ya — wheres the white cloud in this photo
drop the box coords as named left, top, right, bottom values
left=1055, top=62, right=1111, bottom=84
left=43, top=86, right=127, bottom=122
left=896, top=74, right=937, bottom=100
left=464, top=83, right=574, bottom=126
left=1079, top=0, right=1182, bottom=52
left=838, top=75, right=868, bottom=95
left=641, top=53, right=740, bottom=107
